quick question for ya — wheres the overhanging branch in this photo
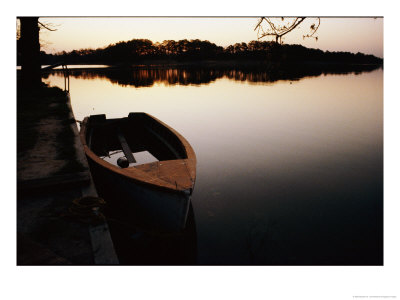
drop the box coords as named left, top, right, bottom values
left=255, top=17, right=320, bottom=44
left=38, top=21, right=57, bottom=31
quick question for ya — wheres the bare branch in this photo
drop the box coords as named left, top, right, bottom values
left=38, top=21, right=57, bottom=31
left=303, top=18, right=320, bottom=40
left=255, top=17, right=320, bottom=44
left=254, top=17, right=264, bottom=31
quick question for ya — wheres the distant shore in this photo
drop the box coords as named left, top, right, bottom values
left=18, top=39, right=383, bottom=70
left=17, top=59, right=383, bottom=72
left=114, top=59, right=383, bottom=68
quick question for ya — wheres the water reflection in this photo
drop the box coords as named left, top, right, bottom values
left=43, top=63, right=381, bottom=88
left=105, top=201, right=197, bottom=265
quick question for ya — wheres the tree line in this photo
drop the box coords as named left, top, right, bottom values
left=22, top=38, right=383, bottom=66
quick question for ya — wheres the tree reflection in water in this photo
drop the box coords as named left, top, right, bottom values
left=44, top=63, right=382, bottom=88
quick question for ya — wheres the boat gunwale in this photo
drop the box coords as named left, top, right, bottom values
left=79, top=113, right=196, bottom=193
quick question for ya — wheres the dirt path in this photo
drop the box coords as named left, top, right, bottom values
left=17, top=117, right=67, bottom=181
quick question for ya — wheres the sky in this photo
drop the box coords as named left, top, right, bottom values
left=38, top=17, right=384, bottom=58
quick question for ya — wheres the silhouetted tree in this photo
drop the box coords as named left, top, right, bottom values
left=18, top=17, right=41, bottom=89
left=17, top=17, right=57, bottom=90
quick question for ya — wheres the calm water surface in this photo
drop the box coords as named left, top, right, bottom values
left=44, top=67, right=383, bottom=265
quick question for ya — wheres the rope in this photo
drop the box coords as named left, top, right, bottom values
left=66, top=196, right=106, bottom=224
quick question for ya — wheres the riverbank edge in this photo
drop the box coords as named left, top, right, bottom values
left=66, top=92, right=119, bottom=265
left=17, top=85, right=119, bottom=265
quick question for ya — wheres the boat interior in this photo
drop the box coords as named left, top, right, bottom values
left=86, top=113, right=188, bottom=168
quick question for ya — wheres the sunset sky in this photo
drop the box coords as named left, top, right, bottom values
left=38, top=17, right=384, bottom=58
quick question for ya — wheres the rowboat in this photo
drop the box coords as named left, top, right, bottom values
left=79, top=113, right=196, bottom=231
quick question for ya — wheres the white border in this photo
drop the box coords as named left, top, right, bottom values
left=3, top=1, right=399, bottom=300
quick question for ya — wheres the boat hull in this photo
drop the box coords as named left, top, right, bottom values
left=87, top=152, right=191, bottom=232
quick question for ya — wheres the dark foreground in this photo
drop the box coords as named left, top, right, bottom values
left=17, top=84, right=118, bottom=265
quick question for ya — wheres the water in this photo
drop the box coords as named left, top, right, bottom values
left=43, top=66, right=383, bottom=265
left=17, top=64, right=111, bottom=70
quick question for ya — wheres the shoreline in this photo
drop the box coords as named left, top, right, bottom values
left=17, top=84, right=119, bottom=265
left=17, top=59, right=384, bottom=71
